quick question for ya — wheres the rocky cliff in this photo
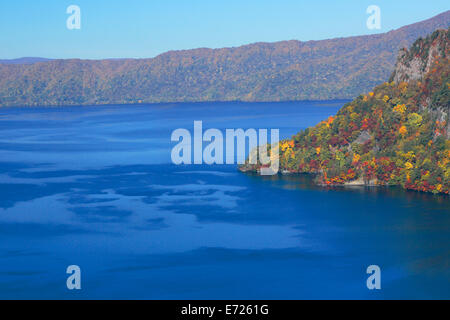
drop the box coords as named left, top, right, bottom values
left=241, top=28, right=450, bottom=194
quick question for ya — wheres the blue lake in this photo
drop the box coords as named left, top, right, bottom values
left=0, top=101, right=448, bottom=299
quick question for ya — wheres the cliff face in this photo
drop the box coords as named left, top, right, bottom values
left=391, top=30, right=448, bottom=83
left=0, top=11, right=449, bottom=107
left=242, top=28, right=450, bottom=194
left=390, top=29, right=449, bottom=138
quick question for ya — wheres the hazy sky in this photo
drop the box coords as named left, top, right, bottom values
left=0, top=0, right=448, bottom=59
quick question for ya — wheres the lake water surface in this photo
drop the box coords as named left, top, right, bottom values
left=0, top=101, right=448, bottom=299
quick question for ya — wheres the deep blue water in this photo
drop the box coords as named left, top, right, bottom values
left=0, top=101, right=448, bottom=299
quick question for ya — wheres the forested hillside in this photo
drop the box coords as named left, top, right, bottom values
left=0, top=11, right=449, bottom=107
left=241, top=28, right=450, bottom=194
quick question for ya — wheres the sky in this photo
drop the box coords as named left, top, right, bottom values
left=0, top=0, right=449, bottom=59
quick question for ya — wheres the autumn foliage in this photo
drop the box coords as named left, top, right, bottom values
left=243, top=28, right=450, bottom=195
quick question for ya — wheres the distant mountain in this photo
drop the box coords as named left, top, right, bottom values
left=0, top=11, right=449, bottom=107
left=0, top=57, right=53, bottom=65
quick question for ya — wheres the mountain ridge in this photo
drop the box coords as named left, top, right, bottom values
left=0, top=57, right=53, bottom=65
left=0, top=10, right=449, bottom=107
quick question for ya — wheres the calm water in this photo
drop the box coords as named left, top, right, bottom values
left=0, top=101, right=448, bottom=299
